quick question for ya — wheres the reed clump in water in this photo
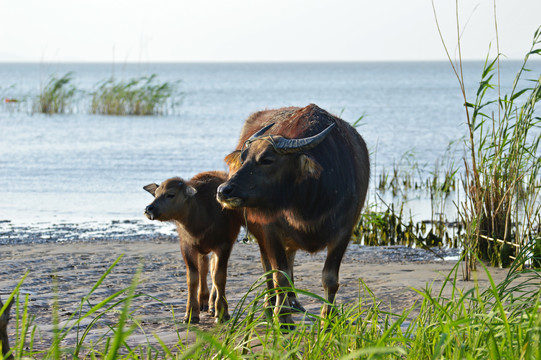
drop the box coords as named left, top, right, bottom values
left=459, top=31, right=541, bottom=270
left=433, top=0, right=541, bottom=273
left=372, top=25, right=541, bottom=267
left=354, top=204, right=456, bottom=249
left=34, top=72, right=76, bottom=114
left=365, top=142, right=461, bottom=250
left=90, top=74, right=180, bottom=116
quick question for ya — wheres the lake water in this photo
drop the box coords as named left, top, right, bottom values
left=0, top=61, right=539, bottom=243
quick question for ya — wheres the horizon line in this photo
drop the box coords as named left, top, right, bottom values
left=0, top=58, right=535, bottom=65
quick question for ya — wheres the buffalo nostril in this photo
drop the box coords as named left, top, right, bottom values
left=145, top=205, right=156, bottom=220
left=218, top=183, right=234, bottom=197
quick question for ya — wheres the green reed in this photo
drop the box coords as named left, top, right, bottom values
left=463, top=44, right=541, bottom=268
left=3, top=73, right=182, bottom=116
left=431, top=1, right=541, bottom=274
left=34, top=72, right=77, bottom=114
left=90, top=74, right=180, bottom=116
left=354, top=201, right=460, bottom=252
left=376, top=144, right=459, bottom=198
left=365, top=140, right=461, bottom=250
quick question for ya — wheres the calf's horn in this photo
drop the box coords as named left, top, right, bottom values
left=274, top=123, right=336, bottom=154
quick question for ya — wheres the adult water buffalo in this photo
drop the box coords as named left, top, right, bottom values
left=217, top=104, right=370, bottom=325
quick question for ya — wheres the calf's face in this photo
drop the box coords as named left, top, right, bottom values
left=143, top=178, right=197, bottom=221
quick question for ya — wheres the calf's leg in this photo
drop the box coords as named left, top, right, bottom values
left=211, top=244, right=233, bottom=323
left=208, top=254, right=217, bottom=316
left=180, top=243, right=201, bottom=323
left=198, top=253, right=210, bottom=312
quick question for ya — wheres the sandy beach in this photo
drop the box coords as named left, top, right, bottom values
left=0, top=238, right=509, bottom=352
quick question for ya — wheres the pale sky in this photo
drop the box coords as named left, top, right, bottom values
left=1, top=0, right=540, bottom=62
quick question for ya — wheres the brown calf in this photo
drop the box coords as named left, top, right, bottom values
left=144, top=171, right=242, bottom=323
left=0, top=296, right=13, bottom=359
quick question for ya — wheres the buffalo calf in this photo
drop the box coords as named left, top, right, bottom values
left=144, top=171, right=242, bottom=323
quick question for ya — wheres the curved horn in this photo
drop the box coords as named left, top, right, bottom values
left=273, top=123, right=336, bottom=154
left=248, top=123, right=275, bottom=141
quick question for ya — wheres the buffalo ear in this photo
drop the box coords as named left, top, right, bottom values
left=143, top=183, right=159, bottom=197
left=224, top=150, right=242, bottom=172
left=185, top=185, right=197, bottom=197
left=297, top=154, right=323, bottom=182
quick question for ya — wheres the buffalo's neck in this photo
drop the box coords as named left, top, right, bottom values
left=246, top=208, right=281, bottom=225
left=173, top=197, right=210, bottom=239
left=282, top=207, right=331, bottom=233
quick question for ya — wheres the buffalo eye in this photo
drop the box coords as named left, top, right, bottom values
left=259, top=157, right=275, bottom=165
left=166, top=193, right=175, bottom=199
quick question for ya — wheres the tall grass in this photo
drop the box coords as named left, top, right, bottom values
left=408, top=239, right=541, bottom=359
left=34, top=72, right=77, bottom=114
left=4, top=245, right=539, bottom=359
left=462, top=45, right=541, bottom=268
left=90, top=74, right=180, bottom=115
left=434, top=0, right=541, bottom=273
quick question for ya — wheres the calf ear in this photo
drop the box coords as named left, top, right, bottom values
left=184, top=185, right=197, bottom=197
left=143, top=183, right=159, bottom=197
left=224, top=150, right=242, bottom=172
left=297, top=154, right=323, bottom=182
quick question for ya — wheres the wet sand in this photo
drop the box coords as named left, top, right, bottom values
left=0, top=239, right=508, bottom=352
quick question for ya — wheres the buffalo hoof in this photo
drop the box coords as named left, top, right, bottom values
left=289, top=298, right=306, bottom=313
left=183, top=316, right=199, bottom=324
left=214, top=313, right=230, bottom=324
left=200, top=305, right=209, bottom=312
left=280, top=323, right=296, bottom=333
left=209, top=309, right=215, bottom=317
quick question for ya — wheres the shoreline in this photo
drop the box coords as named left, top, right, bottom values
left=0, top=218, right=177, bottom=245
left=0, top=238, right=506, bottom=351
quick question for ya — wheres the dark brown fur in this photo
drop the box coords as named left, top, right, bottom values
left=144, top=171, right=242, bottom=323
left=0, top=296, right=13, bottom=359
left=217, top=104, right=370, bottom=326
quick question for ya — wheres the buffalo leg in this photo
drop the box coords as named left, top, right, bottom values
left=257, top=241, right=275, bottom=309
left=180, top=243, right=200, bottom=323
left=211, top=244, right=233, bottom=323
left=263, top=233, right=295, bottom=326
left=208, top=254, right=217, bottom=316
left=285, top=249, right=305, bottom=313
left=321, top=236, right=350, bottom=318
left=198, top=253, right=210, bottom=312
